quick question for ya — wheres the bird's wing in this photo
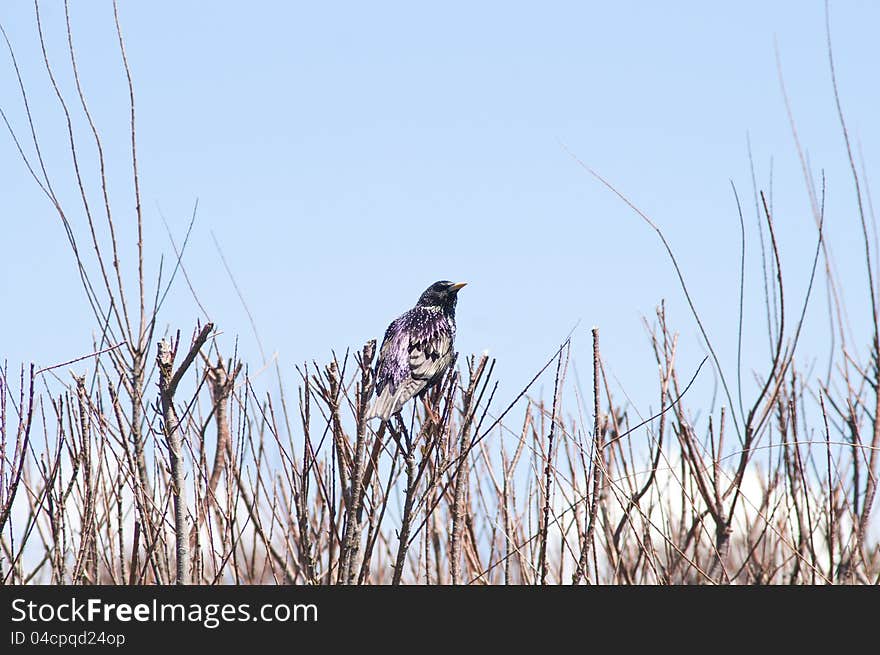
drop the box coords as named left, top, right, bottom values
left=406, top=306, right=454, bottom=384
left=408, top=328, right=452, bottom=382
left=374, top=315, right=411, bottom=396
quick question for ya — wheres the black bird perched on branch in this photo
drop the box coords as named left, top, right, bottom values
left=367, top=280, right=467, bottom=422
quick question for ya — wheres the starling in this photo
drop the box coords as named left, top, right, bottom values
left=367, top=280, right=467, bottom=422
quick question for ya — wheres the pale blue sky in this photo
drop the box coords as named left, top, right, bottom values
left=1, top=1, right=878, bottom=421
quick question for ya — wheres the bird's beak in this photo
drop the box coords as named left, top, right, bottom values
left=449, top=282, right=467, bottom=292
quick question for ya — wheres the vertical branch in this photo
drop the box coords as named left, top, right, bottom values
left=157, top=339, right=189, bottom=585
left=190, top=356, right=242, bottom=550
left=0, top=365, right=35, bottom=537
left=156, top=323, right=213, bottom=584
left=823, top=4, right=880, bottom=571
left=450, top=355, right=489, bottom=584
left=295, top=377, right=318, bottom=584
left=72, top=376, right=96, bottom=583
left=391, top=419, right=418, bottom=586
left=574, top=328, right=603, bottom=584
left=111, top=0, right=145, bottom=335
left=339, top=339, right=376, bottom=585
left=538, top=346, right=566, bottom=585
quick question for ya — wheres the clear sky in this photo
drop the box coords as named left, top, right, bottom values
left=1, top=1, right=878, bottom=423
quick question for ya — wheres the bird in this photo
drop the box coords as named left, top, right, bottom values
left=367, top=280, right=467, bottom=422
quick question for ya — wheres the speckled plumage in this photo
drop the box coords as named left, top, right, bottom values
left=368, top=281, right=465, bottom=422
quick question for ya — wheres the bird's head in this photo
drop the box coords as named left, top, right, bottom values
left=416, top=280, right=467, bottom=313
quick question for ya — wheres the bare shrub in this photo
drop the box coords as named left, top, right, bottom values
left=1, top=2, right=877, bottom=584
